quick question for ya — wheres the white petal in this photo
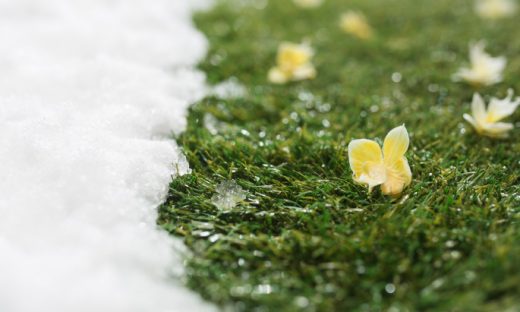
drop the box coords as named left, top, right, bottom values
left=481, top=122, right=514, bottom=138
left=471, top=93, right=487, bottom=123
left=463, top=113, right=479, bottom=130
left=487, top=89, right=520, bottom=122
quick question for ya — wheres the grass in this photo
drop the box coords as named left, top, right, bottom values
left=158, top=0, right=520, bottom=310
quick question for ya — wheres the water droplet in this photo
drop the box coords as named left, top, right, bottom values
left=391, top=72, right=402, bottom=83
left=432, top=278, right=444, bottom=289
left=428, top=84, right=439, bottom=93
left=445, top=240, right=456, bottom=248
left=385, top=283, right=396, bottom=294
left=254, top=284, right=272, bottom=294
left=294, top=296, right=309, bottom=308
left=322, top=119, right=330, bottom=128
left=204, top=114, right=220, bottom=135
left=209, top=234, right=221, bottom=243
left=450, top=250, right=461, bottom=259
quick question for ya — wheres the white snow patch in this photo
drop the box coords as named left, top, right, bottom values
left=0, top=1, right=214, bottom=311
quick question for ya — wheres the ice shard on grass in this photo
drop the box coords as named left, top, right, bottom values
left=268, top=42, right=317, bottom=84
left=211, top=180, right=247, bottom=211
left=453, top=41, right=506, bottom=87
left=348, top=125, right=412, bottom=196
left=463, top=90, right=520, bottom=138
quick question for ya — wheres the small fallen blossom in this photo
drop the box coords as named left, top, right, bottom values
left=293, top=0, right=323, bottom=8
left=463, top=89, right=520, bottom=138
left=453, top=41, right=506, bottom=87
left=340, top=11, right=374, bottom=40
left=268, top=42, right=316, bottom=84
left=475, top=0, right=517, bottom=19
left=348, top=125, right=412, bottom=196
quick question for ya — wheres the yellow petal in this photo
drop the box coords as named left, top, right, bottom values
left=348, top=139, right=386, bottom=191
left=292, top=64, right=317, bottom=81
left=340, top=11, right=374, bottom=40
left=383, top=125, right=409, bottom=166
left=268, top=67, right=289, bottom=84
left=277, top=43, right=313, bottom=72
left=381, top=156, right=412, bottom=196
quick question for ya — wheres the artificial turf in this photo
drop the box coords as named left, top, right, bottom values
left=158, top=0, right=520, bottom=310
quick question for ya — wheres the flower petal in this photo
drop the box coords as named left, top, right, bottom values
left=268, top=67, right=289, bottom=84
left=487, top=89, right=520, bottom=122
left=383, top=125, right=409, bottom=166
left=277, top=42, right=313, bottom=71
left=348, top=139, right=385, bottom=191
left=463, top=113, right=480, bottom=132
left=292, top=64, right=317, bottom=81
left=471, top=93, right=487, bottom=123
left=381, top=156, right=412, bottom=196
left=481, top=122, right=514, bottom=138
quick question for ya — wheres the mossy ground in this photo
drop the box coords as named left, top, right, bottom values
left=158, top=0, right=520, bottom=310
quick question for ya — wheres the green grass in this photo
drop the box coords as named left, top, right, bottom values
left=158, top=0, right=520, bottom=310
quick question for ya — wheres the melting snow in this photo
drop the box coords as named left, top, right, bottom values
left=0, top=0, right=214, bottom=311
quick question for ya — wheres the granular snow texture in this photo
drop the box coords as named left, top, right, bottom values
left=0, top=1, right=213, bottom=311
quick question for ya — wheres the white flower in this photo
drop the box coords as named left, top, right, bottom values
left=475, top=0, right=517, bottom=19
left=293, top=0, right=323, bottom=8
left=268, top=42, right=316, bottom=84
left=340, top=11, right=374, bottom=40
left=453, top=41, right=506, bottom=86
left=463, top=89, right=520, bottom=138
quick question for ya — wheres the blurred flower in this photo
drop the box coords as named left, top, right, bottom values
left=348, top=125, right=412, bottom=196
left=340, top=11, right=374, bottom=40
left=453, top=41, right=506, bottom=86
left=475, top=0, right=517, bottom=19
left=293, top=0, right=323, bottom=8
left=268, top=42, right=316, bottom=84
left=463, top=90, right=519, bottom=138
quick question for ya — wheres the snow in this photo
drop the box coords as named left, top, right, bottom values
left=0, top=1, right=214, bottom=311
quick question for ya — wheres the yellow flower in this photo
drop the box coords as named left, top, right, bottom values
left=340, top=11, right=374, bottom=40
left=463, top=90, right=519, bottom=138
left=475, top=0, right=517, bottom=19
left=348, top=125, right=412, bottom=196
left=268, top=42, right=316, bottom=84
left=293, top=0, right=323, bottom=8
left=453, top=41, right=506, bottom=87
